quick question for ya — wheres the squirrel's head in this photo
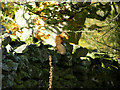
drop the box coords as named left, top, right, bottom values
left=59, top=31, right=68, bottom=39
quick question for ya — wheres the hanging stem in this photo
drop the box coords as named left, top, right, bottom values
left=48, top=55, right=53, bottom=90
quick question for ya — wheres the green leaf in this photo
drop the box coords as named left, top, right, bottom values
left=67, top=32, right=82, bottom=44
left=2, top=36, right=12, bottom=46
left=26, top=5, right=33, bottom=10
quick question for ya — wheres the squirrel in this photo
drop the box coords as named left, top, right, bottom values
left=55, top=31, right=68, bottom=55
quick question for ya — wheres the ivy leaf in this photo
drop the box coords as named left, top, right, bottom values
left=67, top=32, right=82, bottom=44
left=26, top=4, right=33, bottom=10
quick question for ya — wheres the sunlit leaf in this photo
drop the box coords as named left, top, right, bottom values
left=40, top=12, right=45, bottom=16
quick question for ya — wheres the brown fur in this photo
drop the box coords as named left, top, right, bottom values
left=55, top=32, right=68, bottom=55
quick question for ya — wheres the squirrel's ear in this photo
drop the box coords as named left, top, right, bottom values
left=62, top=31, right=69, bottom=39
left=62, top=31, right=68, bottom=35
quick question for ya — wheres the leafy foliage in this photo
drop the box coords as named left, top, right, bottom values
left=1, top=1, right=120, bottom=88
left=2, top=37, right=120, bottom=88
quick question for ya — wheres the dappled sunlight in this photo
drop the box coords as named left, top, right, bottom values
left=1, top=2, right=120, bottom=88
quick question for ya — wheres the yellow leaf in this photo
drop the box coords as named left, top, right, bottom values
left=35, top=34, right=41, bottom=40
left=42, top=17, right=47, bottom=20
left=41, top=12, right=45, bottom=16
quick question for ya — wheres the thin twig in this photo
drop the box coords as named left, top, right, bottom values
left=48, top=55, right=53, bottom=90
